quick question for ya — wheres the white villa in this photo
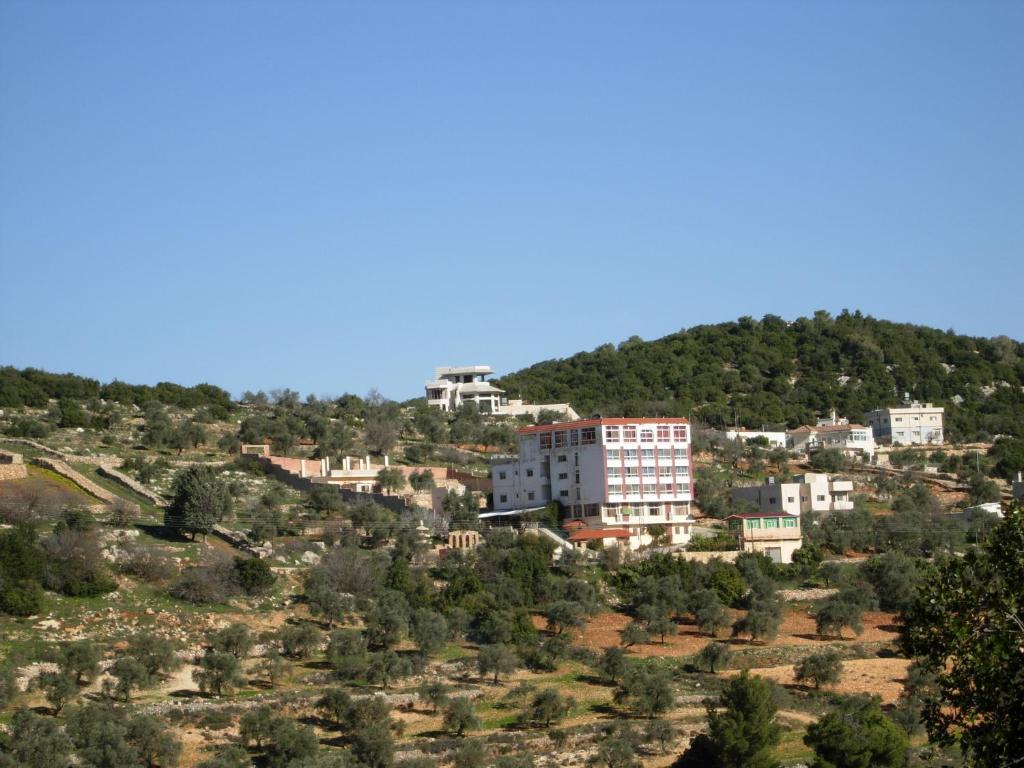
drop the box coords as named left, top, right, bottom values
left=425, top=365, right=578, bottom=420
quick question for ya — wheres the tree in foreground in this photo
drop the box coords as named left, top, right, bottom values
left=673, top=671, right=781, bottom=768
left=899, top=503, right=1024, bottom=765
left=815, top=596, right=864, bottom=640
left=794, top=650, right=843, bottom=690
left=614, top=665, right=674, bottom=718
left=0, top=707, right=74, bottom=768
left=803, top=695, right=907, bottom=768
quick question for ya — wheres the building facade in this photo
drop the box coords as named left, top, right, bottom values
left=491, top=418, right=695, bottom=550
left=722, top=429, right=788, bottom=449
left=731, top=473, right=855, bottom=516
left=726, top=511, right=803, bottom=564
left=864, top=401, right=944, bottom=445
left=786, top=423, right=876, bottom=460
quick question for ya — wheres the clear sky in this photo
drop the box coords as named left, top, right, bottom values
left=1, top=1, right=1022, bottom=401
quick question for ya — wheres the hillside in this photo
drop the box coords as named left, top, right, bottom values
left=496, top=310, right=1024, bottom=440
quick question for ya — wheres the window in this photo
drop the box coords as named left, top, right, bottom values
left=648, top=505, right=661, bottom=516
left=558, top=472, right=568, bottom=480
left=527, top=492, right=535, bottom=501
left=768, top=497, right=777, bottom=504
left=657, top=425, right=670, bottom=441
left=787, top=496, right=795, bottom=503
left=526, top=469, right=534, bottom=477
left=625, top=466, right=639, bottom=477
left=570, top=430, right=579, bottom=446
left=641, top=449, right=655, bottom=460
left=643, top=483, right=656, bottom=494
left=581, top=427, right=597, bottom=444
left=557, top=455, right=567, bottom=463
left=675, top=465, right=689, bottom=476
left=677, top=482, right=690, bottom=492
left=640, top=429, right=654, bottom=443
left=624, top=449, right=638, bottom=460
left=539, top=433, right=552, bottom=450
left=607, top=449, right=620, bottom=461
left=764, top=517, right=779, bottom=528
left=608, top=466, right=622, bottom=477
left=605, top=426, right=620, bottom=442
left=627, top=484, right=640, bottom=495
left=659, top=466, right=672, bottom=477
left=674, top=447, right=687, bottom=458
left=642, top=466, right=655, bottom=477
left=659, top=484, right=673, bottom=494
left=554, top=431, right=567, bottom=448
left=560, top=490, right=569, bottom=498
left=498, top=471, right=507, bottom=480
left=623, top=425, right=637, bottom=441
left=747, top=518, right=761, bottom=529
left=576, top=488, right=581, bottom=500
left=500, top=494, right=508, bottom=503
left=658, top=448, right=671, bottom=460
left=574, top=471, right=580, bottom=484
left=817, top=495, right=826, bottom=502
left=673, top=425, right=688, bottom=440
left=783, top=517, right=797, bottom=528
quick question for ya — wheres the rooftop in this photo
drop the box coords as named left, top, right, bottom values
left=788, top=423, right=868, bottom=434
left=726, top=511, right=801, bottom=519
left=518, top=416, right=689, bottom=435
left=567, top=528, right=632, bottom=541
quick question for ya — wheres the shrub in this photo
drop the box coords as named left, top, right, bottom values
left=233, top=556, right=275, bottom=595
left=794, top=649, right=844, bottom=690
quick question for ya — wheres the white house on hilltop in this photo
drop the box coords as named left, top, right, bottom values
left=425, top=365, right=578, bottom=420
left=864, top=399, right=944, bottom=446
left=491, top=418, right=695, bottom=550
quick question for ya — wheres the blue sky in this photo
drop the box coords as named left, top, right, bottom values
left=2, top=1, right=1022, bottom=400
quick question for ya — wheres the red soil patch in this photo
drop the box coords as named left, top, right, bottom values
left=556, top=608, right=900, bottom=657
left=731, top=657, right=911, bottom=704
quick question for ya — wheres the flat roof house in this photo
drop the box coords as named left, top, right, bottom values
left=786, top=423, right=876, bottom=461
left=491, top=417, right=695, bottom=551
left=864, top=400, right=944, bottom=446
left=425, top=365, right=578, bottom=419
left=726, top=511, right=802, bottom=564
left=731, top=473, right=855, bottom=517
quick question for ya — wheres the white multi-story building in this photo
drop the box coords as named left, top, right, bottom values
left=864, top=400, right=944, bottom=445
left=425, top=365, right=578, bottom=419
left=731, top=473, right=855, bottom=516
left=786, top=423, right=876, bottom=460
left=491, top=418, right=695, bottom=550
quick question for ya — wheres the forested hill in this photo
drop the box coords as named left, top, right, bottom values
left=495, top=311, right=1024, bottom=440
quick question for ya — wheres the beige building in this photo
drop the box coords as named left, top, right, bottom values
left=731, top=473, right=854, bottom=516
left=864, top=400, right=944, bottom=445
left=726, top=511, right=803, bottom=564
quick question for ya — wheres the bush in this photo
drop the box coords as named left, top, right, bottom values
left=170, top=565, right=236, bottom=604
left=794, top=649, right=844, bottom=690
left=233, top=556, right=275, bottom=595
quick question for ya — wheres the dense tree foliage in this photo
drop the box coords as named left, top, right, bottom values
left=496, top=312, right=1024, bottom=439
left=899, top=504, right=1024, bottom=766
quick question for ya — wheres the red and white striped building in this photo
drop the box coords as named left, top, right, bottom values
left=491, top=418, right=695, bottom=550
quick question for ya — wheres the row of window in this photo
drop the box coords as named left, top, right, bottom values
left=733, top=516, right=798, bottom=529
left=605, top=425, right=688, bottom=442
left=608, top=465, right=689, bottom=478
left=607, top=447, right=688, bottom=461
left=609, top=483, right=691, bottom=496
left=538, top=426, right=599, bottom=449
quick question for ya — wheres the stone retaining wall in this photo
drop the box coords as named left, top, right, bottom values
left=97, top=465, right=168, bottom=507
left=30, top=456, right=116, bottom=503
left=0, top=449, right=28, bottom=480
left=0, top=437, right=116, bottom=465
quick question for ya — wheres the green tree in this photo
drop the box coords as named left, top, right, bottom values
left=193, top=650, right=245, bottom=697
left=545, top=599, right=585, bottom=635
left=316, top=687, right=354, bottom=727
left=210, top=622, right=254, bottom=658
left=410, top=609, right=449, bottom=657
left=164, top=465, right=231, bottom=540
left=443, top=697, right=480, bottom=736
left=675, top=672, right=781, bottom=768
left=36, top=671, right=78, bottom=714
left=56, top=640, right=101, bottom=685
left=107, top=656, right=151, bottom=702
left=126, top=713, right=183, bottom=768
left=794, top=650, right=843, bottom=690
left=614, top=665, right=674, bottom=718
left=521, top=688, right=575, bottom=728
left=619, top=622, right=650, bottom=648
left=697, top=641, right=732, bottom=674
left=367, top=650, right=413, bottom=690
left=264, top=716, right=319, bottom=768
left=417, top=680, right=450, bottom=713
left=899, top=504, right=1024, bottom=765
left=240, top=705, right=276, bottom=749
left=127, top=633, right=181, bottom=678
left=376, top=467, right=405, bottom=495
left=477, top=643, right=519, bottom=685
left=803, top=695, right=908, bottom=768
left=599, top=646, right=628, bottom=684
left=815, top=596, right=864, bottom=640
left=690, top=587, right=730, bottom=637
left=1, top=707, right=74, bottom=768
left=731, top=596, right=783, bottom=644
left=278, top=622, right=322, bottom=659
